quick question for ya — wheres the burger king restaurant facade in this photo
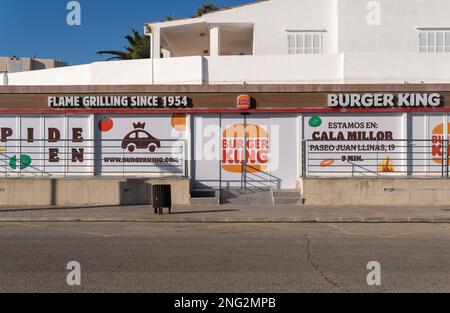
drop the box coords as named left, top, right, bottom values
left=1, top=84, right=450, bottom=206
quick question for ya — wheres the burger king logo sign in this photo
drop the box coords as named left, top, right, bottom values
left=237, top=95, right=252, bottom=110
left=431, top=123, right=450, bottom=165
left=222, top=124, right=269, bottom=173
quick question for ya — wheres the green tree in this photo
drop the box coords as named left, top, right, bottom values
left=97, top=29, right=150, bottom=61
left=194, top=1, right=220, bottom=17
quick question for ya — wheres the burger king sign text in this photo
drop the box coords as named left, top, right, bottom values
left=222, top=124, right=269, bottom=173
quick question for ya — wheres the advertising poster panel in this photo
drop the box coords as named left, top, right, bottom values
left=303, top=114, right=406, bottom=176
left=220, top=115, right=272, bottom=188
left=95, top=114, right=187, bottom=176
left=193, top=114, right=298, bottom=189
left=409, top=113, right=449, bottom=175
left=0, top=115, right=92, bottom=177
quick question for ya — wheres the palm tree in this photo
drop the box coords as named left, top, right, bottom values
left=195, top=1, right=220, bottom=17
left=97, top=29, right=150, bottom=61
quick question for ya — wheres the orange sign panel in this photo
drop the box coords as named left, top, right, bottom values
left=221, top=124, right=269, bottom=173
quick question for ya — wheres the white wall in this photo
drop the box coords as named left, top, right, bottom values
left=4, top=58, right=205, bottom=86
left=90, top=59, right=152, bottom=85
left=153, top=56, right=204, bottom=84
left=338, top=0, right=450, bottom=53
left=343, top=53, right=450, bottom=83
left=206, top=54, right=343, bottom=84
left=203, top=0, right=338, bottom=55
left=5, top=52, right=450, bottom=85
left=6, top=64, right=91, bottom=86
left=153, top=0, right=339, bottom=56
left=0, top=73, right=7, bottom=85
left=154, top=0, right=450, bottom=56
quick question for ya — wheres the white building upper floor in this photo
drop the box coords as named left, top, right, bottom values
left=148, top=0, right=450, bottom=57
left=2, top=0, right=450, bottom=86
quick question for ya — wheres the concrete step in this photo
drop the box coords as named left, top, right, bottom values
left=274, top=198, right=305, bottom=205
left=272, top=189, right=304, bottom=205
left=190, top=197, right=219, bottom=205
left=191, top=189, right=217, bottom=198
left=190, top=189, right=219, bottom=205
left=273, top=191, right=302, bottom=199
left=220, top=189, right=272, bottom=205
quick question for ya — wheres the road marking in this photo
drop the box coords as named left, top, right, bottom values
left=2, top=222, right=449, bottom=238
left=382, top=226, right=450, bottom=238
left=2, top=222, right=220, bottom=238
left=5, top=222, right=113, bottom=237
left=327, top=223, right=450, bottom=238
left=326, top=224, right=376, bottom=237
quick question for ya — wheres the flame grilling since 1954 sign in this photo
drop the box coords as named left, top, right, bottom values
left=48, top=96, right=191, bottom=108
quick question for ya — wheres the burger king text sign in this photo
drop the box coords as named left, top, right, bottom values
left=222, top=124, right=269, bottom=173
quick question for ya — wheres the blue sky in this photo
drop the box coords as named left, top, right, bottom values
left=0, top=0, right=250, bottom=65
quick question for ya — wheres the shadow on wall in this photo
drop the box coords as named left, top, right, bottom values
left=31, top=60, right=46, bottom=71
left=119, top=179, right=152, bottom=206
left=51, top=178, right=153, bottom=206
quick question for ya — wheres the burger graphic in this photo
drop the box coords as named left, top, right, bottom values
left=431, top=123, right=450, bottom=165
left=221, top=124, right=269, bottom=173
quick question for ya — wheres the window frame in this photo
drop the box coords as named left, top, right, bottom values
left=286, top=30, right=325, bottom=55
left=418, top=29, right=450, bottom=53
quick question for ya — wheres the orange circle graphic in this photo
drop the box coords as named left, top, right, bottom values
left=171, top=113, right=187, bottom=131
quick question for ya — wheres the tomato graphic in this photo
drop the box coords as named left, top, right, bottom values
left=98, top=117, right=113, bottom=132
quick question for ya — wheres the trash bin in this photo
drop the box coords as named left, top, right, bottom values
left=152, top=185, right=172, bottom=215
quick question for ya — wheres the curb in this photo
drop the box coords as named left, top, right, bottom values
left=0, top=217, right=449, bottom=223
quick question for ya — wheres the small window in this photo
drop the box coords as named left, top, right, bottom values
left=137, top=131, right=149, bottom=139
left=418, top=30, right=450, bottom=53
left=287, top=31, right=323, bottom=55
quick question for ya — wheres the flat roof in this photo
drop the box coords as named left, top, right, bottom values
left=1, top=83, right=450, bottom=94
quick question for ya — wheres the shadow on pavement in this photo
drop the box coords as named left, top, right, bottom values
left=171, top=209, right=239, bottom=215
left=0, top=205, right=126, bottom=213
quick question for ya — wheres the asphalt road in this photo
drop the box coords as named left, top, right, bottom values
left=0, top=222, right=448, bottom=293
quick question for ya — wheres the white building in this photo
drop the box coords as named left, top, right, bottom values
left=2, top=0, right=450, bottom=86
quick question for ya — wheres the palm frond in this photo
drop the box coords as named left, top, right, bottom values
left=96, top=29, right=150, bottom=61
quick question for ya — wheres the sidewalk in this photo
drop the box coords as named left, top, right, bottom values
left=0, top=204, right=449, bottom=223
